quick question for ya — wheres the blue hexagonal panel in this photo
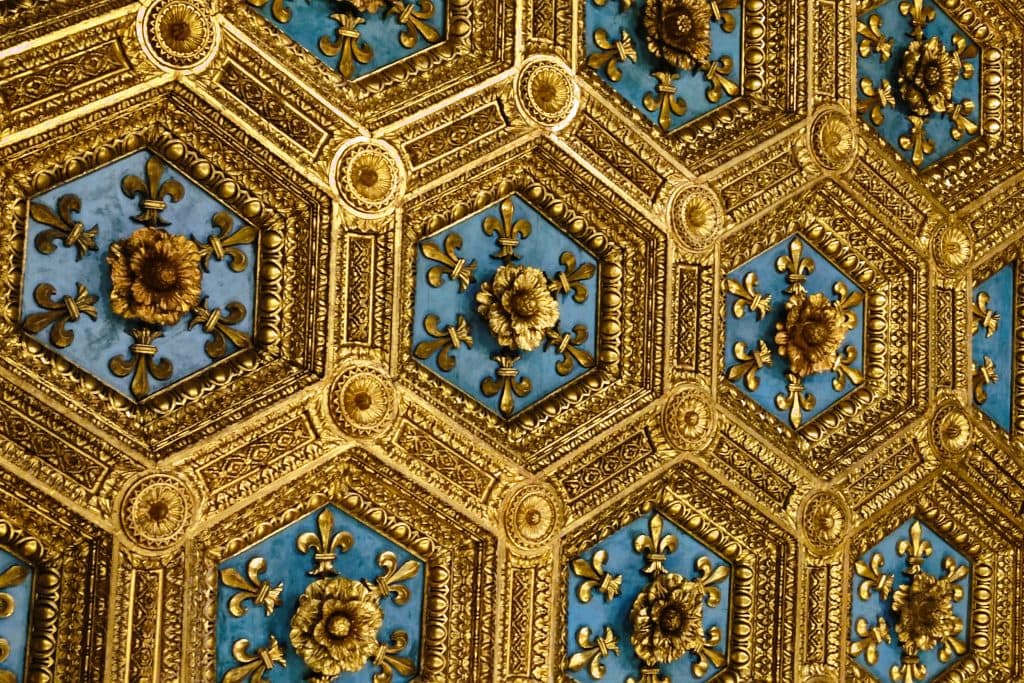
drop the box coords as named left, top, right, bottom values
left=567, top=512, right=731, bottom=683
left=583, top=0, right=743, bottom=132
left=0, top=549, right=33, bottom=683
left=724, top=235, right=865, bottom=429
left=248, top=0, right=446, bottom=80
left=857, top=0, right=981, bottom=167
left=971, top=263, right=1014, bottom=431
left=20, top=150, right=256, bottom=402
left=412, top=195, right=599, bottom=418
left=217, top=505, right=425, bottom=683
left=850, top=518, right=971, bottom=683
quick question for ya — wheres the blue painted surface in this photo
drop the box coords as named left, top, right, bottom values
left=216, top=505, right=424, bottom=683
left=567, top=512, right=730, bottom=682
left=850, top=518, right=971, bottom=682
left=724, top=236, right=865, bottom=426
left=584, top=0, right=743, bottom=130
left=21, top=150, right=255, bottom=400
left=857, top=0, right=980, bottom=167
left=972, top=263, right=1014, bottom=430
left=412, top=195, right=599, bottom=416
left=0, top=549, right=33, bottom=683
left=249, top=0, right=446, bottom=79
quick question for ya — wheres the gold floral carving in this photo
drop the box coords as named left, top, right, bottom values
left=668, top=184, right=724, bottom=252
left=290, top=576, right=384, bottom=678
left=501, top=482, right=562, bottom=554
left=142, top=0, right=217, bottom=70
left=800, top=490, right=849, bottom=554
left=119, top=474, right=193, bottom=550
left=660, top=386, right=716, bottom=452
left=931, top=220, right=973, bottom=273
left=809, top=108, right=857, bottom=172
left=328, top=365, right=399, bottom=438
left=477, top=264, right=561, bottom=352
left=108, top=227, right=203, bottom=326
left=333, top=139, right=404, bottom=216
left=641, top=0, right=712, bottom=71
left=516, top=57, right=579, bottom=129
left=929, top=402, right=972, bottom=457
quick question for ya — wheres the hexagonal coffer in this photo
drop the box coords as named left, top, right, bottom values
left=413, top=194, right=601, bottom=417
left=20, top=150, right=258, bottom=402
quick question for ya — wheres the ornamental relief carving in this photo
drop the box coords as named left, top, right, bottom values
left=0, top=0, right=1022, bottom=681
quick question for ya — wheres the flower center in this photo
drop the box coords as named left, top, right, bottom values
left=358, top=167, right=379, bottom=188
left=168, top=19, right=192, bottom=42
left=327, top=613, right=352, bottom=639
left=658, top=604, right=687, bottom=635
left=683, top=410, right=701, bottom=427
left=510, top=292, right=540, bottom=318
left=924, top=64, right=943, bottom=89
left=526, top=510, right=543, bottom=525
left=353, top=391, right=373, bottom=411
left=143, top=258, right=180, bottom=291
left=149, top=501, right=168, bottom=522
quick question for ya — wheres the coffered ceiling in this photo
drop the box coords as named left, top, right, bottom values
left=0, top=0, right=1022, bottom=681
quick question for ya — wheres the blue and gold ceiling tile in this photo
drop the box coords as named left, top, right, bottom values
left=717, top=186, right=928, bottom=479
left=969, top=258, right=1015, bottom=434
left=20, top=150, right=257, bottom=402
left=224, top=0, right=513, bottom=128
left=399, top=142, right=665, bottom=467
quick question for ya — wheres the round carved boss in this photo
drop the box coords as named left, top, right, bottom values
left=332, top=139, right=405, bottom=217
left=515, top=56, right=580, bottom=130
left=501, top=482, right=563, bottom=554
left=808, top=107, right=858, bottom=172
left=930, top=401, right=973, bottom=457
left=668, top=184, right=725, bottom=252
left=328, top=365, right=399, bottom=438
left=799, top=489, right=850, bottom=554
left=660, top=385, right=717, bottom=452
left=120, top=473, right=194, bottom=550
left=140, top=0, right=218, bottom=71
left=931, top=220, right=974, bottom=274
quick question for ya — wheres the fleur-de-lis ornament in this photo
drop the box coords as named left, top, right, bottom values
left=727, top=339, right=772, bottom=391
left=367, top=551, right=420, bottom=605
left=421, top=233, right=477, bottom=291
left=568, top=626, right=619, bottom=680
left=122, top=155, right=184, bottom=226
left=850, top=617, right=892, bottom=665
left=544, top=324, right=595, bottom=376
left=855, top=552, right=894, bottom=600
left=220, top=557, right=284, bottom=617
left=726, top=272, right=772, bottom=319
left=482, top=198, right=531, bottom=262
left=189, top=299, right=250, bottom=359
left=587, top=29, right=638, bottom=82
left=896, top=520, right=932, bottom=575
left=371, top=630, right=417, bottom=683
left=858, top=78, right=895, bottom=125
left=634, top=513, right=677, bottom=575
left=775, top=372, right=816, bottom=429
left=296, top=508, right=354, bottom=576
left=643, top=71, right=687, bottom=131
left=776, top=237, right=814, bottom=296
left=196, top=212, right=257, bottom=272
left=858, top=14, right=893, bottom=61
left=320, top=13, right=374, bottom=79
left=548, top=252, right=596, bottom=303
left=29, top=194, right=98, bottom=259
left=702, top=57, right=740, bottom=103
left=247, top=0, right=294, bottom=23
left=387, top=0, right=441, bottom=48
left=572, top=549, right=622, bottom=602
left=481, top=353, right=532, bottom=417
left=109, top=328, right=174, bottom=399
left=222, top=637, right=287, bottom=683
left=22, top=282, right=98, bottom=348
left=413, top=314, right=473, bottom=371
left=971, top=291, right=999, bottom=337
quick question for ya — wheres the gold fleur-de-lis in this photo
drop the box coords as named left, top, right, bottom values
left=949, top=100, right=979, bottom=141
left=413, top=314, right=473, bottom=372
left=567, top=626, right=619, bottom=680
left=854, top=552, right=894, bottom=600
left=691, top=626, right=727, bottom=678
left=899, top=115, right=936, bottom=167
left=938, top=633, right=968, bottom=663
left=951, top=34, right=978, bottom=78
left=296, top=508, right=354, bottom=576
left=247, top=0, right=294, bottom=23
left=371, top=630, right=417, bottom=683
left=833, top=281, right=863, bottom=324
left=972, top=356, right=997, bottom=404
left=482, top=198, right=531, bottom=263
left=832, top=346, right=865, bottom=392
left=0, top=563, right=29, bottom=619
left=633, top=513, right=677, bottom=575
left=709, top=0, right=739, bottom=32
left=857, top=14, right=893, bottom=62
left=387, top=0, right=441, bottom=49
left=643, top=71, right=687, bottom=131
left=897, top=520, right=933, bottom=575
left=222, top=636, right=287, bottom=683
left=701, top=57, right=740, bottom=104
left=22, top=282, right=98, bottom=349
left=196, top=212, right=257, bottom=273
left=587, top=29, right=638, bottom=82
left=727, top=339, right=772, bottom=391
left=220, top=557, right=284, bottom=617
left=726, top=272, right=772, bottom=319
left=367, top=551, right=420, bottom=605
left=189, top=299, right=250, bottom=359
left=849, top=616, right=891, bottom=665
left=572, top=549, right=622, bottom=602
left=592, top=0, right=633, bottom=10
left=481, top=353, right=532, bottom=417
left=319, top=14, right=374, bottom=80
left=122, top=155, right=184, bottom=227
left=857, top=78, right=895, bottom=126
left=544, top=324, right=595, bottom=376
left=29, top=194, right=98, bottom=259
left=891, top=659, right=927, bottom=683
left=548, top=252, right=596, bottom=303
left=942, top=556, right=970, bottom=600
left=899, top=0, right=935, bottom=39
left=109, top=328, right=174, bottom=400
left=775, top=372, right=816, bottom=428
left=694, top=555, right=730, bottom=606
left=776, top=237, right=815, bottom=296
left=421, top=233, right=477, bottom=291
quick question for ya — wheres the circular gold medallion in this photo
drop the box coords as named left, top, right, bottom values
left=120, top=474, right=193, bottom=550
left=516, top=57, right=579, bottom=130
left=501, top=483, right=562, bottom=554
left=669, top=185, right=724, bottom=252
left=333, top=140, right=404, bottom=217
left=142, top=0, right=217, bottom=71
left=661, top=386, right=716, bottom=452
left=329, top=365, right=398, bottom=438
left=799, top=489, right=849, bottom=554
